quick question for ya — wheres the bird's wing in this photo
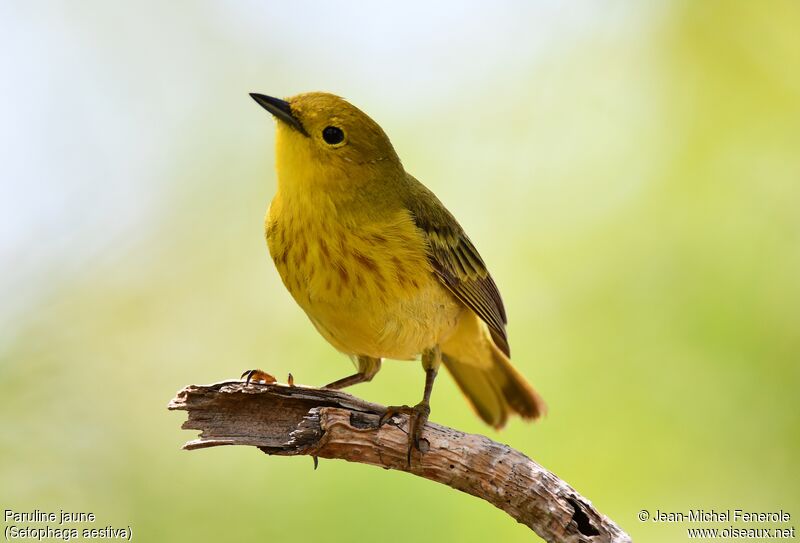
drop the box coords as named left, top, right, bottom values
left=404, top=177, right=510, bottom=356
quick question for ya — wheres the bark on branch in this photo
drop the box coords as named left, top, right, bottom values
left=168, top=381, right=631, bottom=543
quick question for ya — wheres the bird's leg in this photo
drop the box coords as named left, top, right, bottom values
left=379, top=346, right=441, bottom=466
left=324, top=372, right=370, bottom=389
left=324, top=356, right=381, bottom=389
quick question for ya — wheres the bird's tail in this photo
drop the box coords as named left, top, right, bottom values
left=441, top=311, right=546, bottom=429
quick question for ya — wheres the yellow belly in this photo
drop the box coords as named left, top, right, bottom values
left=266, top=194, right=462, bottom=359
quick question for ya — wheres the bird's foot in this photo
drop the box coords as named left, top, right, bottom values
left=379, top=401, right=431, bottom=467
left=240, top=369, right=277, bottom=385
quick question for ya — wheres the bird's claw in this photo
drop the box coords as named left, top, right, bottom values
left=379, top=402, right=431, bottom=467
left=378, top=404, right=411, bottom=426
left=240, top=369, right=277, bottom=385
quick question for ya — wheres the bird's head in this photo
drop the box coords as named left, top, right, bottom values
left=250, top=92, right=402, bottom=194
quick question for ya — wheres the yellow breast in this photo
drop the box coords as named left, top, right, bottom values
left=266, top=192, right=462, bottom=359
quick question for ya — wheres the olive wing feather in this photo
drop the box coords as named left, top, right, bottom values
left=404, top=178, right=510, bottom=356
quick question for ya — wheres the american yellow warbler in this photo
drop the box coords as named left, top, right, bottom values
left=249, top=92, right=545, bottom=459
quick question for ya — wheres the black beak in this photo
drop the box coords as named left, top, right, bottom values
left=249, top=93, right=308, bottom=136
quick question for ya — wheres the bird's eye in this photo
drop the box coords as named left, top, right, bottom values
left=322, top=126, right=345, bottom=145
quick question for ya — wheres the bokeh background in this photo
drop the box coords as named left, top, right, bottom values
left=2, top=1, right=799, bottom=541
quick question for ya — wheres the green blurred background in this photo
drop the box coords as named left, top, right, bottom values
left=2, top=1, right=798, bottom=541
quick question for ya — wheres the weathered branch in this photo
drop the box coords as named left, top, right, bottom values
left=168, top=381, right=631, bottom=543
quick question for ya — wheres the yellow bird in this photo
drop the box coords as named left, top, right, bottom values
left=249, top=92, right=545, bottom=458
